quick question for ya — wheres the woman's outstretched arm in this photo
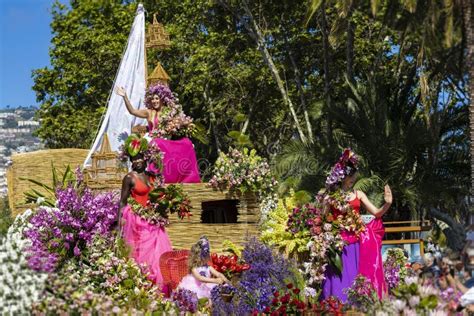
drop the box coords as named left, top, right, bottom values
left=357, top=185, right=392, bottom=218
left=116, top=86, right=149, bottom=118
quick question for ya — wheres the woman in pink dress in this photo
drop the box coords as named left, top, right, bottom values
left=177, top=236, right=229, bottom=299
left=116, top=84, right=200, bottom=183
left=117, top=141, right=172, bottom=288
left=322, top=149, right=391, bottom=301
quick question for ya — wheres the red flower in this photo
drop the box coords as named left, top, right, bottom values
left=290, top=298, right=298, bottom=306
left=278, top=305, right=287, bottom=313
left=251, top=310, right=259, bottom=316
left=272, top=298, right=279, bottom=306
left=292, top=288, right=300, bottom=295
left=286, top=283, right=294, bottom=289
left=273, top=291, right=280, bottom=297
left=280, top=294, right=291, bottom=304
left=297, top=302, right=306, bottom=310
left=264, top=306, right=271, bottom=314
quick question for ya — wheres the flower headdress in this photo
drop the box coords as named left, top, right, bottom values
left=119, top=133, right=148, bottom=159
left=325, top=148, right=359, bottom=188
left=198, top=235, right=210, bottom=260
left=118, top=133, right=164, bottom=177
left=145, top=83, right=177, bottom=108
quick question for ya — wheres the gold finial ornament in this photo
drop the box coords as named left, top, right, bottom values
left=147, top=62, right=171, bottom=86
left=145, top=13, right=171, bottom=49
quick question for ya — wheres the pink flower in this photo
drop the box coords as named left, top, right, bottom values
left=311, top=226, right=322, bottom=235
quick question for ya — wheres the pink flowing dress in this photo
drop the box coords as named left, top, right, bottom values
left=147, top=116, right=201, bottom=183
left=359, top=217, right=387, bottom=298
left=121, top=175, right=172, bottom=286
left=177, top=265, right=217, bottom=299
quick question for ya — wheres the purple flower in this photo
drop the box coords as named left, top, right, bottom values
left=24, top=188, right=119, bottom=272
left=171, top=288, right=198, bottom=313
left=238, top=238, right=291, bottom=311
left=73, top=245, right=81, bottom=256
left=145, top=83, right=176, bottom=108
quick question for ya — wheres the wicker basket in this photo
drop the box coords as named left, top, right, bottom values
left=159, top=249, right=190, bottom=296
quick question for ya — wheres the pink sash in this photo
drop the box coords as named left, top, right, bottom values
left=358, top=218, right=387, bottom=298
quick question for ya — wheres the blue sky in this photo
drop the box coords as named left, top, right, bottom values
left=0, top=0, right=53, bottom=108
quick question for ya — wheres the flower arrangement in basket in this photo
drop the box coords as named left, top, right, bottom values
left=210, top=253, right=250, bottom=282
left=209, top=147, right=277, bottom=199
left=127, top=184, right=192, bottom=227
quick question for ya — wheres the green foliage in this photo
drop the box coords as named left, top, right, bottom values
left=33, top=0, right=469, bottom=219
left=32, top=1, right=136, bottom=148
left=0, top=196, right=12, bottom=238
left=20, top=163, right=77, bottom=207
left=261, top=191, right=309, bottom=257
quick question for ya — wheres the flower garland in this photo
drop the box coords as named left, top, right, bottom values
left=321, top=190, right=365, bottom=236
left=127, top=198, right=169, bottom=227
left=127, top=185, right=192, bottom=227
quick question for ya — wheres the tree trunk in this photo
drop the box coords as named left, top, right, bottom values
left=219, top=0, right=308, bottom=144
left=288, top=49, right=314, bottom=143
left=320, top=0, right=333, bottom=141
left=463, top=0, right=474, bottom=198
left=346, top=3, right=355, bottom=83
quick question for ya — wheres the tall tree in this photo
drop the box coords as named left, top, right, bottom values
left=32, top=0, right=135, bottom=148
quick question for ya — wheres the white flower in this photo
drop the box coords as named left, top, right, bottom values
left=393, top=299, right=406, bottom=311
left=405, top=276, right=418, bottom=285
left=408, top=296, right=420, bottom=308
left=36, top=197, right=45, bottom=205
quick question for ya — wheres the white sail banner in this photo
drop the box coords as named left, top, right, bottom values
left=84, top=4, right=147, bottom=166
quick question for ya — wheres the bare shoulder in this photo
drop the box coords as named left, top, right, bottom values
left=123, top=173, right=135, bottom=184
left=356, top=190, right=367, bottom=198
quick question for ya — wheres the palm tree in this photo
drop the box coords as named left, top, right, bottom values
left=307, top=0, right=474, bottom=207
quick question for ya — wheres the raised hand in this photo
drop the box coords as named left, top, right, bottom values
left=384, top=185, right=393, bottom=205
left=116, top=86, right=127, bottom=97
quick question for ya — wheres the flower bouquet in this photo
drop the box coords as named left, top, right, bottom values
left=345, top=275, right=379, bottom=313
left=211, top=253, right=250, bottom=282
left=384, top=248, right=409, bottom=290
